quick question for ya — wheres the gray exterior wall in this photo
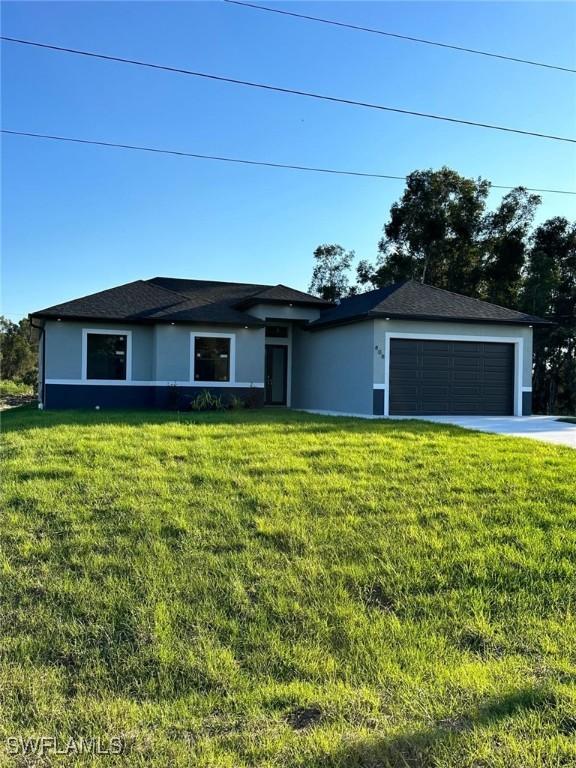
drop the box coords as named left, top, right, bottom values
left=291, top=322, right=374, bottom=415
left=43, top=320, right=265, bottom=384
left=44, top=320, right=155, bottom=381
left=247, top=303, right=322, bottom=322
left=153, top=325, right=264, bottom=383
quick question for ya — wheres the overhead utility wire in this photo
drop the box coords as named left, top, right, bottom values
left=1, top=36, right=574, bottom=144
left=3, top=130, right=575, bottom=195
left=224, top=0, right=576, bottom=74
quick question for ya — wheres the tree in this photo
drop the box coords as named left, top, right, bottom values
left=521, top=218, right=576, bottom=415
left=309, top=244, right=355, bottom=302
left=355, top=170, right=543, bottom=310
left=482, top=187, right=541, bottom=308
left=356, top=168, right=490, bottom=294
left=0, top=316, right=38, bottom=386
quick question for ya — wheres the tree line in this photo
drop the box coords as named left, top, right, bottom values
left=309, top=168, right=576, bottom=415
left=0, top=316, right=37, bottom=389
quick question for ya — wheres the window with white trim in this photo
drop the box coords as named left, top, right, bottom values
left=194, top=336, right=231, bottom=382
left=86, top=333, right=128, bottom=380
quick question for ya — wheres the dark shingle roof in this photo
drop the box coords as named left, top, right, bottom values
left=235, top=284, right=328, bottom=307
left=310, top=280, right=549, bottom=328
left=29, top=280, right=187, bottom=321
left=30, top=277, right=327, bottom=325
left=30, top=277, right=547, bottom=328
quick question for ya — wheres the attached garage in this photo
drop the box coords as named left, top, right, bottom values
left=389, top=338, right=515, bottom=416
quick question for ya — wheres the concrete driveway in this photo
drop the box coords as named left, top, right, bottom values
left=417, top=415, right=576, bottom=448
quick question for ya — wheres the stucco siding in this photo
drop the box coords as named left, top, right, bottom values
left=236, top=327, right=266, bottom=383
left=44, top=321, right=83, bottom=379
left=153, top=326, right=189, bottom=382
left=44, top=321, right=154, bottom=381
left=247, top=304, right=322, bottom=322
left=291, top=322, right=374, bottom=414
left=153, top=325, right=264, bottom=383
left=43, top=320, right=265, bottom=385
left=45, top=384, right=265, bottom=410
left=132, top=327, right=155, bottom=381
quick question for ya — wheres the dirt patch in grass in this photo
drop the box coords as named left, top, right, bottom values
left=0, top=394, right=37, bottom=411
left=286, top=706, right=323, bottom=730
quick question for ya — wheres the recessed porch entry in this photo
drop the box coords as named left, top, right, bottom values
left=265, top=344, right=288, bottom=406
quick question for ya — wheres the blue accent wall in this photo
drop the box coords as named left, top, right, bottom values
left=373, top=389, right=385, bottom=416
left=522, top=391, right=532, bottom=416
left=45, top=384, right=265, bottom=410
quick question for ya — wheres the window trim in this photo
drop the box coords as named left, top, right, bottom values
left=82, top=328, right=132, bottom=382
left=190, top=332, right=236, bottom=385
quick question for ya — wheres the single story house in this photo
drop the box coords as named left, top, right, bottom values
left=30, top=277, right=548, bottom=416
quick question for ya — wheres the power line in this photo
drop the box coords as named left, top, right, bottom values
left=225, top=0, right=576, bottom=75
left=2, top=36, right=575, bottom=144
left=3, top=129, right=575, bottom=195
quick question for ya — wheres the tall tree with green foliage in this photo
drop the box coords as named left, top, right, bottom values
left=356, top=168, right=490, bottom=294
left=522, top=218, right=576, bottom=415
left=0, top=316, right=37, bottom=386
left=482, top=187, right=541, bottom=308
left=356, top=169, right=541, bottom=308
left=309, top=244, right=355, bottom=302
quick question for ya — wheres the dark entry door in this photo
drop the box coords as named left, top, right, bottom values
left=265, top=345, right=288, bottom=405
left=389, top=339, right=515, bottom=416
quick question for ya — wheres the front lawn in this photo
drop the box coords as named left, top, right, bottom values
left=1, top=408, right=575, bottom=767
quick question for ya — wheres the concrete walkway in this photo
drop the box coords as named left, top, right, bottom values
left=418, top=415, right=576, bottom=448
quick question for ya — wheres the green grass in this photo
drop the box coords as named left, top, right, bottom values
left=558, top=417, right=576, bottom=424
left=1, top=407, right=575, bottom=767
left=0, top=379, right=33, bottom=398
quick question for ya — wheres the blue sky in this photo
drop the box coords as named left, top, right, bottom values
left=2, top=1, right=575, bottom=320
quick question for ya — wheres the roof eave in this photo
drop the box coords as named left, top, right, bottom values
left=307, top=312, right=373, bottom=331
left=369, top=312, right=552, bottom=326
left=29, top=312, right=264, bottom=327
left=308, top=311, right=551, bottom=330
left=235, top=297, right=333, bottom=310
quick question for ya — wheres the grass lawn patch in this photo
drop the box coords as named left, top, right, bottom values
left=0, top=380, right=35, bottom=411
left=1, top=407, right=575, bottom=767
left=557, top=417, right=576, bottom=424
left=0, top=380, right=32, bottom=398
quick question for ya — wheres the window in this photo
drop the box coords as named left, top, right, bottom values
left=86, top=332, right=128, bottom=380
left=265, top=325, right=288, bottom=338
left=194, top=336, right=231, bottom=382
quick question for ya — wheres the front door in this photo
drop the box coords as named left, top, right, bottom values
left=265, top=345, right=288, bottom=405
